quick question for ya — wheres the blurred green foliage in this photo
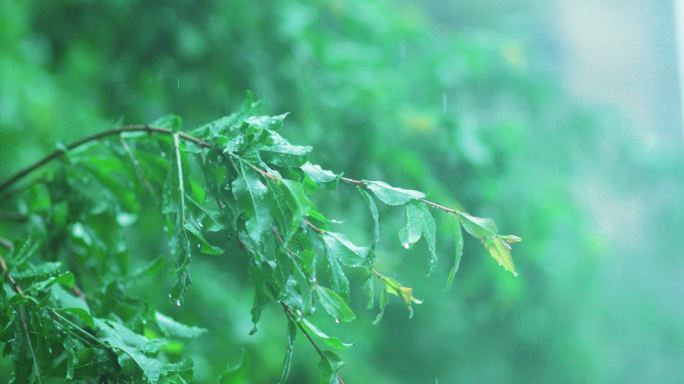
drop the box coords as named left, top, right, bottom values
left=1, top=0, right=683, bottom=383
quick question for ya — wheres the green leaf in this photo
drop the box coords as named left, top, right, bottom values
left=325, top=250, right=350, bottom=299
left=363, top=180, right=426, bottom=206
left=13, top=261, right=62, bottom=279
left=373, top=287, right=389, bottom=325
left=419, top=204, right=438, bottom=275
left=322, top=232, right=369, bottom=268
left=302, top=162, right=338, bottom=184
left=398, top=203, right=423, bottom=249
left=458, top=212, right=497, bottom=239
left=170, top=230, right=191, bottom=304
left=63, top=335, right=80, bottom=380
left=445, top=220, right=464, bottom=291
left=318, top=351, right=344, bottom=384
left=315, top=286, right=355, bottom=323
left=155, top=312, right=207, bottom=339
left=357, top=188, right=380, bottom=254
left=278, top=317, right=297, bottom=384
left=245, top=113, right=289, bottom=131
left=300, top=318, right=353, bottom=350
left=261, top=131, right=312, bottom=167
left=51, top=285, right=94, bottom=327
left=184, top=220, right=223, bottom=255
left=95, top=319, right=165, bottom=383
left=232, top=162, right=271, bottom=242
left=280, top=178, right=310, bottom=236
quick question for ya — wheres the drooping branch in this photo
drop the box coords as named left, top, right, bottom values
left=0, top=125, right=465, bottom=221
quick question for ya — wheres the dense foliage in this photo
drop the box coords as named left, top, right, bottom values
left=0, top=97, right=519, bottom=382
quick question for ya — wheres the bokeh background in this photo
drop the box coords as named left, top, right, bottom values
left=2, top=0, right=684, bottom=383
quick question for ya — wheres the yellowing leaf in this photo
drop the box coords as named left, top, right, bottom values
left=484, top=236, right=518, bottom=276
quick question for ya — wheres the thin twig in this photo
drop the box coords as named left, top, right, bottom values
left=0, top=125, right=209, bottom=194
left=0, top=125, right=462, bottom=219
left=340, top=176, right=461, bottom=215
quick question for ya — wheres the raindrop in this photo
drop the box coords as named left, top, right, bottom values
left=334, top=318, right=340, bottom=324
left=402, top=242, right=410, bottom=249
left=175, top=299, right=182, bottom=307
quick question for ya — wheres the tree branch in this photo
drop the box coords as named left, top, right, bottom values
left=0, top=125, right=463, bottom=220
left=0, top=125, right=209, bottom=194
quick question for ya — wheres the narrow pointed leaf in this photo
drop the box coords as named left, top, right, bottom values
left=398, top=203, right=423, bottom=249
left=278, top=317, right=297, bottom=384
left=420, top=204, right=438, bottom=275
left=445, top=220, right=464, bottom=291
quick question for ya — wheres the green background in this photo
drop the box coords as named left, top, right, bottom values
left=1, top=0, right=683, bottom=382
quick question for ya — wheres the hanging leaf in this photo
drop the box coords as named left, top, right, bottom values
left=398, top=203, right=423, bottom=249
left=357, top=188, right=380, bottom=254
left=278, top=317, right=297, bottom=384
left=445, top=220, right=464, bottom=291
left=232, top=162, right=271, bottom=242
left=420, top=204, right=438, bottom=275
